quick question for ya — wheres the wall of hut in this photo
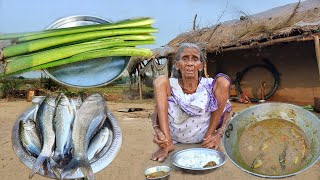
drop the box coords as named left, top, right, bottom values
left=207, top=41, right=320, bottom=105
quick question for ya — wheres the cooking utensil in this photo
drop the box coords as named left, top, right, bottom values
left=43, top=15, right=130, bottom=88
left=223, top=102, right=320, bottom=178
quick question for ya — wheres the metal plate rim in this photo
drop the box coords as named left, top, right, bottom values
left=42, top=15, right=130, bottom=88
left=42, top=57, right=130, bottom=88
left=170, top=148, right=226, bottom=171
left=222, top=102, right=320, bottom=178
left=11, top=106, right=122, bottom=179
left=46, top=15, right=113, bottom=29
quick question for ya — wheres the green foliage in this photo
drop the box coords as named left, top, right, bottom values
left=40, top=76, right=65, bottom=91
left=0, top=80, right=19, bottom=98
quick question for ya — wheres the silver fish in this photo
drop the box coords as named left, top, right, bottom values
left=19, top=119, right=41, bottom=157
left=75, top=95, right=83, bottom=109
left=70, top=95, right=84, bottom=114
left=53, top=93, right=75, bottom=163
left=70, top=99, right=77, bottom=114
left=87, top=126, right=112, bottom=161
left=31, top=96, right=46, bottom=122
left=30, top=96, right=58, bottom=178
left=61, top=93, right=107, bottom=180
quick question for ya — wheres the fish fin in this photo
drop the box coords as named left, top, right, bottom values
left=52, top=153, right=59, bottom=164
left=61, top=158, right=80, bottom=179
left=79, top=158, right=94, bottom=180
left=62, top=157, right=94, bottom=180
left=50, top=158, right=63, bottom=179
left=43, top=158, right=51, bottom=176
left=51, top=168, right=62, bottom=180
left=29, top=154, right=47, bottom=179
left=52, top=152, right=66, bottom=165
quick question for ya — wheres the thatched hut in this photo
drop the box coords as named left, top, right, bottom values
left=127, top=46, right=174, bottom=98
left=163, top=0, right=320, bottom=105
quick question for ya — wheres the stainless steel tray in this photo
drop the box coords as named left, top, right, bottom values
left=170, top=148, right=226, bottom=171
left=43, top=15, right=130, bottom=88
left=11, top=106, right=122, bottom=179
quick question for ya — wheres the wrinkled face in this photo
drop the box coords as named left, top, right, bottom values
left=175, top=47, right=203, bottom=79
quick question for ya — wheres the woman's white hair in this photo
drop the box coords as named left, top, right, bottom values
left=171, top=43, right=205, bottom=78
left=174, top=43, right=205, bottom=62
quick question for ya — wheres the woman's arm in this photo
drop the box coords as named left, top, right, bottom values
left=153, top=76, right=172, bottom=141
left=150, top=76, right=175, bottom=162
left=151, top=110, right=168, bottom=147
left=202, top=76, right=231, bottom=149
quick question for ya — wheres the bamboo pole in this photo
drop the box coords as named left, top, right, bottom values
left=313, top=35, right=320, bottom=79
left=138, top=63, right=143, bottom=99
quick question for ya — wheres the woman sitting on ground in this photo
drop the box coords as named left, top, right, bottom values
left=150, top=43, right=232, bottom=162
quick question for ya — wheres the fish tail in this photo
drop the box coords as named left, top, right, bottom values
left=43, top=158, right=52, bottom=176
left=61, top=157, right=93, bottom=179
left=52, top=151, right=65, bottom=163
left=51, top=168, right=62, bottom=180
left=29, top=154, right=47, bottom=179
left=50, top=158, right=63, bottom=179
left=79, top=158, right=94, bottom=180
left=61, top=158, right=80, bottom=179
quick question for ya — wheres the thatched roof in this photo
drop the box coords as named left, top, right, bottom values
left=168, top=0, right=320, bottom=53
left=127, top=45, right=174, bottom=75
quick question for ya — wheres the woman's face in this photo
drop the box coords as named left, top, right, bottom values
left=175, top=47, right=203, bottom=79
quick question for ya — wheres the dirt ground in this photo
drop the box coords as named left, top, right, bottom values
left=0, top=99, right=319, bottom=180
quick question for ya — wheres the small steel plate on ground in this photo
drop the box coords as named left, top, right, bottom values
left=170, top=148, right=226, bottom=171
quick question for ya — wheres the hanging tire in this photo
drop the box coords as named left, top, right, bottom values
left=235, top=60, right=280, bottom=102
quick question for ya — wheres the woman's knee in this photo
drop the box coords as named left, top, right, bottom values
left=216, top=76, right=231, bottom=91
left=153, top=75, right=169, bottom=89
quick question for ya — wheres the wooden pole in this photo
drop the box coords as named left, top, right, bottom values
left=203, top=60, right=209, bottom=78
left=313, top=35, right=320, bottom=79
left=193, top=14, right=197, bottom=31
left=138, top=63, right=143, bottom=99
left=203, top=51, right=209, bottom=78
left=221, top=33, right=320, bottom=53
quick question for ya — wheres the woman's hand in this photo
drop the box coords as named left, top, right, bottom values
left=201, top=131, right=223, bottom=149
left=153, top=127, right=169, bottom=148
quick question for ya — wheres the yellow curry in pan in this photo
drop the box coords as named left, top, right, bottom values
left=239, top=119, right=309, bottom=175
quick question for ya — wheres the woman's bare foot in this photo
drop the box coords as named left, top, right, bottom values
left=150, top=141, right=175, bottom=162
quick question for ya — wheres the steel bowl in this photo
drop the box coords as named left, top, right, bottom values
left=11, top=105, right=122, bottom=179
left=144, top=166, right=171, bottom=180
left=170, top=148, right=226, bottom=171
left=43, top=15, right=130, bottom=88
left=222, top=102, right=320, bottom=178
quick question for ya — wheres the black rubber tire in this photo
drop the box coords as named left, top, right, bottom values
left=235, top=60, right=280, bottom=102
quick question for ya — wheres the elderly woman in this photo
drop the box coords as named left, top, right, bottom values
left=150, top=43, right=232, bottom=162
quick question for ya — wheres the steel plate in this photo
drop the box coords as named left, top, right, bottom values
left=11, top=105, right=122, bottom=179
left=43, top=15, right=130, bottom=88
left=170, top=148, right=226, bottom=171
left=144, top=166, right=171, bottom=180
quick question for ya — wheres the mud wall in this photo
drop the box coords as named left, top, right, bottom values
left=207, top=41, right=320, bottom=105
